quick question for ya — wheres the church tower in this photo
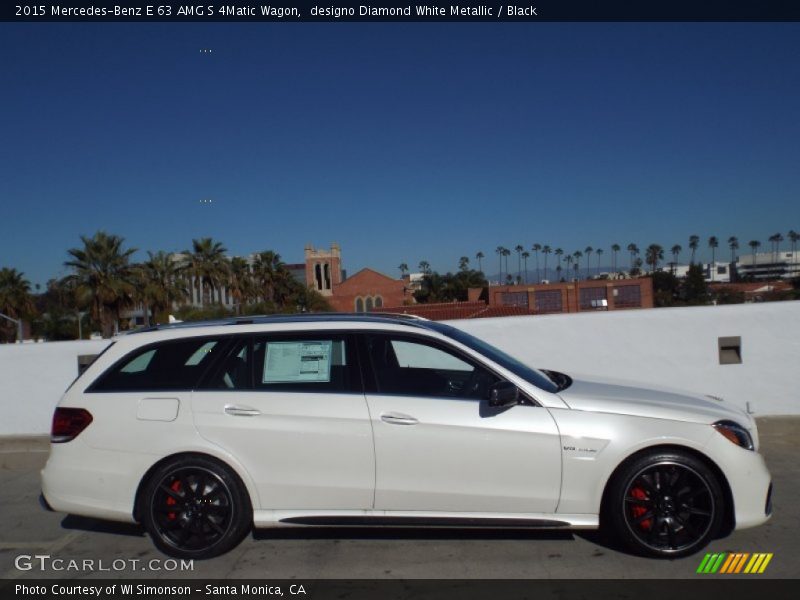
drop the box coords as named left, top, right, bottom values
left=304, top=243, right=343, bottom=296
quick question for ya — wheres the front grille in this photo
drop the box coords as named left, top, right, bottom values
left=765, top=482, right=773, bottom=516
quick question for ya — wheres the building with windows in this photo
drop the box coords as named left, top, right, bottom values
left=302, top=244, right=411, bottom=312
left=666, top=262, right=732, bottom=283
left=735, top=251, right=800, bottom=281
left=485, top=279, right=654, bottom=314
left=304, top=243, right=344, bottom=296
left=326, top=268, right=411, bottom=313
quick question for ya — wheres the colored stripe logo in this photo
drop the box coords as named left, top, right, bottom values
left=696, top=552, right=773, bottom=574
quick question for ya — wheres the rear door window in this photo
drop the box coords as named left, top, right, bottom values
left=252, top=333, right=360, bottom=393
left=90, top=337, right=225, bottom=392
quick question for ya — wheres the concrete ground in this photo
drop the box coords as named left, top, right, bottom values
left=1, top=418, right=798, bottom=580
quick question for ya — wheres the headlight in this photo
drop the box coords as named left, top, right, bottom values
left=713, top=420, right=754, bottom=451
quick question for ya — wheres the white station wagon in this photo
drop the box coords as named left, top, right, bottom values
left=42, top=314, right=772, bottom=559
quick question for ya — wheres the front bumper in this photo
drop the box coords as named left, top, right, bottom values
left=705, top=432, right=772, bottom=529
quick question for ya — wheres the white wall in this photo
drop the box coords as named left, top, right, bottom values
left=0, top=339, right=110, bottom=436
left=450, top=302, right=800, bottom=416
left=0, top=302, right=797, bottom=436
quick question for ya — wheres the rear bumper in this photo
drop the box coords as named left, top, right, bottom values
left=41, top=441, right=143, bottom=524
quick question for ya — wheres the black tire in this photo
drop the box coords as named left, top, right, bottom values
left=605, top=450, right=725, bottom=558
left=140, top=455, right=252, bottom=559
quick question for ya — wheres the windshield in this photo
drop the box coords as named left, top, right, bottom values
left=427, top=322, right=559, bottom=393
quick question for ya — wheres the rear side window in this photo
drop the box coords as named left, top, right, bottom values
left=90, top=337, right=224, bottom=392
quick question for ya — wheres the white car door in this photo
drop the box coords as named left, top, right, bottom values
left=191, top=333, right=375, bottom=510
left=362, top=333, right=561, bottom=514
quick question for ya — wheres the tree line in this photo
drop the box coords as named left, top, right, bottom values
left=0, top=231, right=330, bottom=342
left=468, top=231, right=799, bottom=284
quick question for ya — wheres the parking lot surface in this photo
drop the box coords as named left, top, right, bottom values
left=1, top=418, right=798, bottom=579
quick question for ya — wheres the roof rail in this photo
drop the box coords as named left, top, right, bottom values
left=126, top=312, right=431, bottom=334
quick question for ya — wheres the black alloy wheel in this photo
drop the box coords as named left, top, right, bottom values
left=141, top=456, right=252, bottom=559
left=607, top=451, right=725, bottom=558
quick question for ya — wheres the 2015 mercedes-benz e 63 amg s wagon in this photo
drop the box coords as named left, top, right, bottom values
left=42, top=314, right=772, bottom=559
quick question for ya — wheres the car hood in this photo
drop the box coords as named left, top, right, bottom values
left=556, top=375, right=752, bottom=426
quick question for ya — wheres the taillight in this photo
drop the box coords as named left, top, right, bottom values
left=51, top=408, right=93, bottom=443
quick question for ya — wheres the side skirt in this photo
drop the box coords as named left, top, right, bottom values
left=253, top=510, right=598, bottom=529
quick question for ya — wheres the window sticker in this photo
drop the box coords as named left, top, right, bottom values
left=263, top=341, right=333, bottom=383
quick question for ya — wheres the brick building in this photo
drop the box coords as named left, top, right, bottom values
left=373, top=278, right=654, bottom=321
left=304, top=243, right=344, bottom=296
left=303, top=244, right=410, bottom=312
left=486, top=279, right=654, bottom=314
left=327, top=268, right=411, bottom=313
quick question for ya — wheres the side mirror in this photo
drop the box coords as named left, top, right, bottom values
left=488, top=381, right=519, bottom=408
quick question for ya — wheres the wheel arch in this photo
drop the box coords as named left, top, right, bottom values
left=599, top=443, right=735, bottom=537
left=133, top=451, right=255, bottom=524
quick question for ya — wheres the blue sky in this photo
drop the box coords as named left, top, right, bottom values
left=1, top=23, right=799, bottom=286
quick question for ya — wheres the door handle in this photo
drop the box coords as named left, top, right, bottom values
left=224, top=405, right=261, bottom=417
left=380, top=413, right=418, bottom=426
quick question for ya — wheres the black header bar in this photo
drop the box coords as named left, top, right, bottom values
left=4, top=1, right=800, bottom=22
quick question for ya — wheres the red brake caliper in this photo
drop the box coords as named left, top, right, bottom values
left=630, top=487, right=652, bottom=530
left=166, top=480, right=181, bottom=520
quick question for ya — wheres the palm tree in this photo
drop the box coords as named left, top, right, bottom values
left=611, top=244, right=621, bottom=276
left=252, top=250, right=284, bottom=305
left=584, top=246, right=593, bottom=279
left=64, top=231, right=137, bottom=337
left=708, top=236, right=719, bottom=281
left=502, top=247, right=511, bottom=282
left=531, top=243, right=542, bottom=283
left=564, top=255, right=573, bottom=280
left=0, top=268, right=35, bottom=342
left=521, top=251, right=530, bottom=283
left=458, top=256, right=470, bottom=271
left=475, top=251, right=484, bottom=273
left=495, top=246, right=505, bottom=283
left=689, top=235, right=700, bottom=264
left=270, top=263, right=299, bottom=309
left=555, top=264, right=563, bottom=281
left=138, top=251, right=189, bottom=324
left=227, top=256, right=253, bottom=316
left=542, top=246, right=552, bottom=281
left=398, top=263, right=409, bottom=277
left=774, top=233, right=784, bottom=262
left=632, top=257, right=644, bottom=276
left=767, top=234, right=777, bottom=262
left=418, top=260, right=431, bottom=275
left=572, top=250, right=583, bottom=280
left=749, top=240, right=761, bottom=266
left=555, top=248, right=564, bottom=277
left=645, top=244, right=664, bottom=273
left=184, top=238, right=229, bottom=306
left=727, top=236, right=739, bottom=265
left=596, top=248, right=604, bottom=276
left=788, top=230, right=799, bottom=255
left=627, top=243, right=638, bottom=272
left=670, top=245, right=682, bottom=274
left=514, top=245, right=524, bottom=281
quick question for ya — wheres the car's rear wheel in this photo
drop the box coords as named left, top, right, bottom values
left=140, top=455, right=252, bottom=559
left=606, top=450, right=725, bottom=558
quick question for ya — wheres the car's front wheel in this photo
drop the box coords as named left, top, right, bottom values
left=140, top=455, right=252, bottom=559
left=606, top=450, right=726, bottom=558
